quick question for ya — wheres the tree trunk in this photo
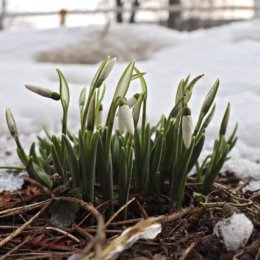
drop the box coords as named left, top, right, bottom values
left=115, top=0, right=123, bottom=23
left=168, top=0, right=181, bottom=30
left=129, top=0, right=140, bottom=23
left=0, top=0, right=7, bottom=30
left=256, top=0, right=260, bottom=19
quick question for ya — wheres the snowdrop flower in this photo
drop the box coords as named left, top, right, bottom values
left=25, top=84, right=60, bottom=100
left=93, top=57, right=116, bottom=88
left=116, top=93, right=139, bottom=117
left=6, top=108, right=18, bottom=139
left=96, top=104, right=103, bottom=127
left=182, top=107, right=193, bottom=149
left=127, top=93, right=139, bottom=108
left=118, top=102, right=135, bottom=136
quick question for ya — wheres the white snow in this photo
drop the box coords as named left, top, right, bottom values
left=0, top=20, right=260, bottom=191
left=214, top=213, right=254, bottom=251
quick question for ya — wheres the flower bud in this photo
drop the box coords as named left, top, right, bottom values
left=96, top=104, right=103, bottom=127
left=220, top=103, right=230, bottom=136
left=127, top=93, right=140, bottom=108
left=25, top=85, right=60, bottom=100
left=6, top=108, right=18, bottom=140
left=201, top=79, right=219, bottom=115
left=182, top=107, right=193, bottom=149
left=118, top=103, right=135, bottom=136
left=93, top=57, right=116, bottom=88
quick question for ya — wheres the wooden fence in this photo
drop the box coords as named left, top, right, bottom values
left=0, top=3, right=259, bottom=30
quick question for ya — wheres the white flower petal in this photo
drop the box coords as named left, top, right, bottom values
left=118, top=104, right=135, bottom=135
left=182, top=115, right=193, bottom=148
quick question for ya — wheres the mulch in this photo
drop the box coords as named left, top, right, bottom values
left=0, top=173, right=259, bottom=260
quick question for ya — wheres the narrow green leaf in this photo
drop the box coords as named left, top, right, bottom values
left=56, top=69, right=70, bottom=111
left=113, top=60, right=135, bottom=99
left=63, top=135, right=80, bottom=188
left=26, top=158, right=52, bottom=189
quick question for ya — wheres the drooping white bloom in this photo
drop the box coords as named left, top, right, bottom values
left=118, top=104, right=135, bottom=136
left=182, top=107, right=193, bottom=149
left=127, top=93, right=139, bottom=108
left=96, top=104, right=103, bottom=127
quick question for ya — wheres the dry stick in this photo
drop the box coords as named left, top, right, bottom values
left=255, top=248, right=260, bottom=260
left=53, top=196, right=105, bottom=259
left=0, top=200, right=51, bottom=218
left=179, top=241, right=197, bottom=260
left=78, top=200, right=110, bottom=227
left=135, top=198, right=148, bottom=219
left=0, top=199, right=52, bottom=248
left=0, top=235, right=32, bottom=260
left=53, top=196, right=100, bottom=218
left=105, top=197, right=136, bottom=228
left=161, top=207, right=195, bottom=224
left=233, top=177, right=252, bottom=193
left=74, top=224, right=94, bottom=241
left=24, top=177, right=50, bottom=194
left=233, top=249, right=245, bottom=260
left=45, top=226, right=80, bottom=243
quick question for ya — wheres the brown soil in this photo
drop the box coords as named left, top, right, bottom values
left=0, top=174, right=259, bottom=260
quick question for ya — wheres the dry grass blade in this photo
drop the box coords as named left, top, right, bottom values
left=0, top=199, right=52, bottom=248
left=53, top=196, right=100, bottom=218
left=0, top=235, right=32, bottom=260
left=46, top=226, right=80, bottom=243
left=0, top=199, right=50, bottom=218
left=105, top=197, right=136, bottom=228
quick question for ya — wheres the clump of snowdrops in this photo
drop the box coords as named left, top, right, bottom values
left=5, top=57, right=237, bottom=224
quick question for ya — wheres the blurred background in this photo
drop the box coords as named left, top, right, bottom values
left=0, top=0, right=259, bottom=31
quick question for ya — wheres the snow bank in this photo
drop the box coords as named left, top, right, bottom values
left=0, top=21, right=260, bottom=191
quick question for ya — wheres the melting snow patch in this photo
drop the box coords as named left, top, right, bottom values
left=0, top=171, right=25, bottom=192
left=214, top=213, right=253, bottom=251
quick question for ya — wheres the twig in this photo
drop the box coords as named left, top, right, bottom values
left=0, top=199, right=52, bottom=248
left=255, top=248, right=260, bottom=260
left=105, top=197, right=136, bottom=228
left=53, top=196, right=100, bottom=218
left=135, top=198, right=148, bottom=219
left=233, top=249, right=245, bottom=260
left=201, top=201, right=253, bottom=208
left=46, top=226, right=80, bottom=243
left=179, top=241, right=197, bottom=260
left=24, top=177, right=50, bottom=193
left=161, top=207, right=195, bottom=224
left=78, top=200, right=110, bottom=227
left=0, top=199, right=50, bottom=218
left=74, top=225, right=94, bottom=242
left=0, top=235, right=32, bottom=260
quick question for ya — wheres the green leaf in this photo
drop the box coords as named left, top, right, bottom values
left=51, top=145, right=65, bottom=180
left=220, top=103, right=230, bottom=136
left=63, top=135, right=80, bottom=188
left=56, top=69, right=70, bottom=111
left=113, top=60, right=135, bottom=99
left=201, top=79, right=219, bottom=115
left=26, top=158, right=52, bottom=189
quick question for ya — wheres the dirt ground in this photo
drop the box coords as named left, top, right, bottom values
left=0, top=173, right=259, bottom=260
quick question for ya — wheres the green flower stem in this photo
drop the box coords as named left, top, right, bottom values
left=0, top=166, right=26, bottom=171
left=105, top=101, right=119, bottom=161
left=81, top=87, right=95, bottom=132
left=193, top=113, right=204, bottom=136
